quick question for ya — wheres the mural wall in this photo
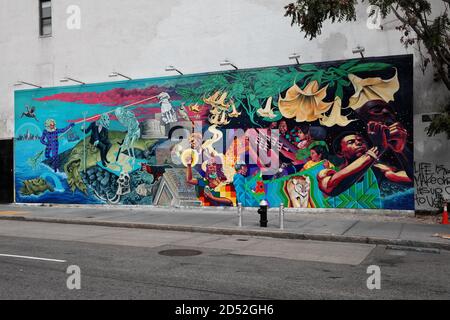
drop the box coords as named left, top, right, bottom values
left=14, top=55, right=414, bottom=210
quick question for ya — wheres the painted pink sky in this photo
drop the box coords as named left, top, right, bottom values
left=36, top=86, right=210, bottom=123
left=35, top=86, right=172, bottom=106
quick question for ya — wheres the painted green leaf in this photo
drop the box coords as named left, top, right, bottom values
left=311, top=70, right=325, bottom=84
left=337, top=79, right=351, bottom=87
left=291, top=72, right=310, bottom=83
left=250, top=97, right=261, bottom=109
left=300, top=64, right=318, bottom=72
left=347, top=63, right=392, bottom=73
left=338, top=60, right=360, bottom=70
left=231, top=83, right=245, bottom=98
left=335, top=85, right=344, bottom=99
left=331, top=67, right=348, bottom=77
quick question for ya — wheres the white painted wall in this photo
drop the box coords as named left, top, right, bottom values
left=1, top=0, right=449, bottom=209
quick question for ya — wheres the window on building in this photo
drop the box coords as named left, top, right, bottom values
left=39, top=0, right=52, bottom=36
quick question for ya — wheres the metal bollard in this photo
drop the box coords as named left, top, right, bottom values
left=238, top=203, right=243, bottom=227
left=279, top=203, right=284, bottom=230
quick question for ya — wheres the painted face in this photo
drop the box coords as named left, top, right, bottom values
left=298, top=129, right=308, bottom=141
left=356, top=100, right=397, bottom=126
left=239, top=166, right=248, bottom=176
left=49, top=122, right=55, bottom=130
left=340, top=135, right=368, bottom=161
left=207, top=163, right=217, bottom=177
left=279, top=121, right=288, bottom=135
left=310, top=149, right=322, bottom=162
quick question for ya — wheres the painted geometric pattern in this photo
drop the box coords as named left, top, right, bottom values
left=220, top=184, right=237, bottom=207
left=200, top=184, right=237, bottom=207
left=329, top=169, right=382, bottom=209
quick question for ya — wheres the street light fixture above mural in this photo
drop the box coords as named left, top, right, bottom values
left=59, top=77, right=85, bottom=85
left=289, top=53, right=301, bottom=65
left=352, top=46, right=366, bottom=58
left=109, top=72, right=132, bottom=80
left=220, top=60, right=239, bottom=70
left=165, top=66, right=183, bottom=75
left=14, top=81, right=42, bottom=88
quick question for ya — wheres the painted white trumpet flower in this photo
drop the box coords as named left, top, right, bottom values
left=228, top=102, right=241, bottom=118
left=320, top=97, right=356, bottom=127
left=257, top=97, right=277, bottom=119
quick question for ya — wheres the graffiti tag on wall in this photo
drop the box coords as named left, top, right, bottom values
left=415, top=162, right=450, bottom=209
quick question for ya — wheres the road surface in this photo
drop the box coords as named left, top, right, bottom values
left=0, top=220, right=449, bottom=300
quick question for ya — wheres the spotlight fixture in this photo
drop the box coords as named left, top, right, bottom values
left=220, top=60, right=238, bottom=70
left=60, top=77, right=85, bottom=85
left=14, top=81, right=42, bottom=88
left=352, top=46, right=366, bottom=58
left=165, top=66, right=183, bottom=75
left=109, top=72, right=132, bottom=80
left=289, top=53, right=301, bottom=65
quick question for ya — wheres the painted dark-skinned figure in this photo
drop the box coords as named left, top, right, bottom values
left=354, top=100, right=414, bottom=180
left=233, top=164, right=259, bottom=207
left=347, top=70, right=414, bottom=181
left=318, top=128, right=411, bottom=200
left=83, top=114, right=112, bottom=167
left=302, top=145, right=333, bottom=171
left=40, top=119, right=74, bottom=172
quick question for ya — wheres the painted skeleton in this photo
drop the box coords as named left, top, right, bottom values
left=114, top=107, right=141, bottom=163
left=107, top=172, right=131, bottom=204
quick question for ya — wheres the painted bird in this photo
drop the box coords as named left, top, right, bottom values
left=21, top=105, right=39, bottom=122
left=178, top=103, right=191, bottom=121
left=189, top=104, right=200, bottom=113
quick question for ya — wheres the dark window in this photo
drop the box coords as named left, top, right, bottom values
left=422, top=114, right=439, bottom=123
left=39, top=0, right=52, bottom=36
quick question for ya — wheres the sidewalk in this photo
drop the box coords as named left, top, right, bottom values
left=0, top=204, right=449, bottom=250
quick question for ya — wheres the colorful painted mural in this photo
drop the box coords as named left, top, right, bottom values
left=14, top=55, right=414, bottom=210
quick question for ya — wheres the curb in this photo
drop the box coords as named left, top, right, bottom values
left=1, top=215, right=448, bottom=251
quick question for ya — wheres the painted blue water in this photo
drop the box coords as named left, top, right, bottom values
left=382, top=189, right=415, bottom=210
left=14, top=140, right=101, bottom=204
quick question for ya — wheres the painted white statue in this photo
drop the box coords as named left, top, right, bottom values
left=158, top=92, right=178, bottom=125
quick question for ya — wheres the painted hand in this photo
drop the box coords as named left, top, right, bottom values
left=368, top=121, right=389, bottom=153
left=387, top=122, right=408, bottom=153
left=204, top=188, right=213, bottom=199
left=94, top=140, right=99, bottom=147
left=373, top=162, right=392, bottom=172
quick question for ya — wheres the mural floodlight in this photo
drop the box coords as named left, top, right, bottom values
left=60, top=77, right=85, bottom=85
left=14, top=81, right=42, bottom=88
left=289, top=53, right=301, bottom=65
left=220, top=60, right=238, bottom=70
left=165, top=66, right=183, bottom=75
left=109, top=72, right=132, bottom=80
left=352, top=46, right=366, bottom=58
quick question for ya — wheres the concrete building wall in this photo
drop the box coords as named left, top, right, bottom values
left=1, top=0, right=449, bottom=210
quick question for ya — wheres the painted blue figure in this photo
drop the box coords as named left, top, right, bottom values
left=40, top=119, right=74, bottom=172
left=233, top=164, right=259, bottom=207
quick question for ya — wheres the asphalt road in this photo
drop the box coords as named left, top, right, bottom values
left=0, top=221, right=449, bottom=300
